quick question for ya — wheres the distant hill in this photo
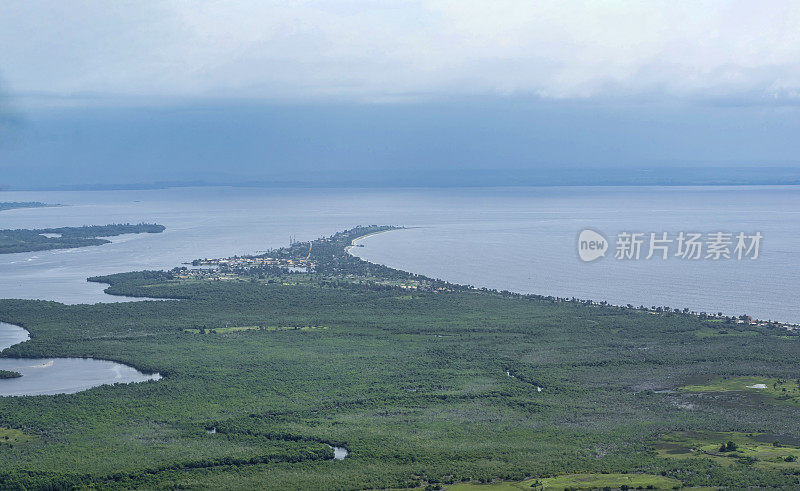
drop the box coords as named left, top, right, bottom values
left=6, top=166, right=800, bottom=191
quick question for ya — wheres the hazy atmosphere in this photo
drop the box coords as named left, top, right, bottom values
left=1, top=1, right=799, bottom=188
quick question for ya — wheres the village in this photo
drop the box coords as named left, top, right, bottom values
left=188, top=255, right=315, bottom=270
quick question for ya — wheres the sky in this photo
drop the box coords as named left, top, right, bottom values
left=1, top=1, right=799, bottom=188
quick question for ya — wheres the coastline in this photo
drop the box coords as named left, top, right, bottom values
left=5, top=186, right=798, bottom=323
left=343, top=227, right=405, bottom=255
left=347, top=227, right=800, bottom=331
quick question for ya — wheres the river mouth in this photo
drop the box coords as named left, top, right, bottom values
left=0, top=322, right=161, bottom=397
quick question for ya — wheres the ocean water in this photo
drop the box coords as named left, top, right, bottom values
left=0, top=186, right=798, bottom=323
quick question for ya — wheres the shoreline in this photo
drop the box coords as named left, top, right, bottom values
left=347, top=228, right=800, bottom=331
left=343, top=227, right=405, bottom=255
left=5, top=221, right=797, bottom=329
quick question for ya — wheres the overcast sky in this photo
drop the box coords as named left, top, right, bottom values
left=2, top=0, right=799, bottom=105
left=1, top=1, right=799, bottom=189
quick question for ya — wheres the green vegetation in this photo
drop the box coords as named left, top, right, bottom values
left=183, top=325, right=327, bottom=334
left=0, top=223, right=165, bottom=254
left=0, top=202, right=54, bottom=212
left=0, top=226, right=798, bottom=488
left=680, top=376, right=800, bottom=405
left=447, top=473, right=681, bottom=490
left=0, top=370, right=21, bottom=379
left=657, top=431, right=800, bottom=471
left=693, top=325, right=759, bottom=339
left=0, top=427, right=33, bottom=446
left=535, top=472, right=682, bottom=490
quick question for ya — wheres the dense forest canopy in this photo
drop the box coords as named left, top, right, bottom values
left=0, top=226, right=798, bottom=489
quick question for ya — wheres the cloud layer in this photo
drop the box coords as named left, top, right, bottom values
left=1, top=1, right=799, bottom=103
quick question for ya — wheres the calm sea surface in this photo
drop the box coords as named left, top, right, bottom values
left=0, top=186, right=798, bottom=323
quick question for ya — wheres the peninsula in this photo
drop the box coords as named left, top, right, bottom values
left=0, top=223, right=166, bottom=254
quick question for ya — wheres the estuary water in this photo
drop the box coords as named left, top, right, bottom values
left=0, top=322, right=161, bottom=396
left=0, top=186, right=798, bottom=323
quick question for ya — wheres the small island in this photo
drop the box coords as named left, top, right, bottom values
left=0, top=223, right=166, bottom=254
left=0, top=202, right=57, bottom=212
left=0, top=370, right=22, bottom=379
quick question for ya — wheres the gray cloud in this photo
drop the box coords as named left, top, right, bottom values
left=0, top=75, right=22, bottom=142
left=0, top=1, right=799, bottom=105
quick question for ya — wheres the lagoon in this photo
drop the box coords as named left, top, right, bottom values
left=0, top=322, right=161, bottom=396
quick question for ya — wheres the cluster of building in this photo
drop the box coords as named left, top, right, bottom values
left=190, top=256, right=315, bottom=269
left=735, top=315, right=798, bottom=331
left=173, top=268, right=239, bottom=281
